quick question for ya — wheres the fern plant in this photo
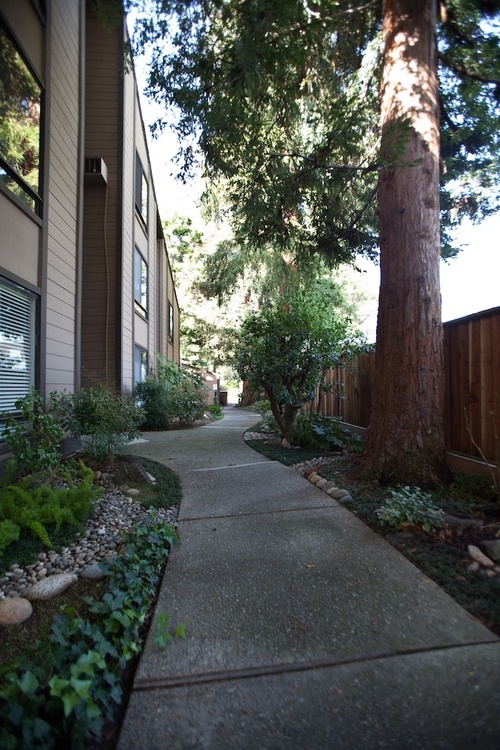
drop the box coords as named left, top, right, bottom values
left=0, top=462, right=102, bottom=554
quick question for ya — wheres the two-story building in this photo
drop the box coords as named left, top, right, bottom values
left=0, top=0, right=180, bottom=445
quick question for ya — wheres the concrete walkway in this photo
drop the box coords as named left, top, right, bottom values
left=118, top=406, right=500, bottom=750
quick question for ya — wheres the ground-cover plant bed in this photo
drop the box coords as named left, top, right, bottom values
left=0, top=457, right=182, bottom=750
left=245, top=438, right=334, bottom=467
left=0, top=517, right=178, bottom=750
left=246, top=437, right=500, bottom=637
left=0, top=457, right=181, bottom=574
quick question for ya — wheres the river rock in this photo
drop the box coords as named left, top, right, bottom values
left=442, top=514, right=484, bottom=529
left=81, top=564, right=107, bottom=581
left=265, top=436, right=282, bottom=445
left=467, top=545, right=495, bottom=568
left=322, top=482, right=338, bottom=493
left=24, top=573, right=78, bottom=601
left=0, top=597, right=33, bottom=625
left=331, top=489, right=351, bottom=501
left=480, top=540, right=500, bottom=563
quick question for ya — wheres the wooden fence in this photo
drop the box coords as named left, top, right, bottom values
left=317, top=306, right=500, bottom=463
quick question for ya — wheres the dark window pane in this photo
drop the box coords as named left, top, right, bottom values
left=0, top=24, right=42, bottom=210
left=134, top=346, right=148, bottom=384
left=134, top=247, right=148, bottom=314
left=135, top=153, right=148, bottom=226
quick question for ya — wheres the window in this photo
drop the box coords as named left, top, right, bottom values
left=0, top=22, right=43, bottom=216
left=134, top=247, right=148, bottom=316
left=134, top=346, right=148, bottom=384
left=135, top=153, right=148, bottom=227
left=168, top=301, right=174, bottom=341
left=0, top=277, right=37, bottom=412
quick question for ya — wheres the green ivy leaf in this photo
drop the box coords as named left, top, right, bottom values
left=69, top=677, right=93, bottom=700
left=17, top=670, right=39, bottom=694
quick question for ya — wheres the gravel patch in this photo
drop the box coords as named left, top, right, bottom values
left=0, top=488, right=178, bottom=600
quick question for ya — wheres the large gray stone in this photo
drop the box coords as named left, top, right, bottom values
left=81, top=564, right=107, bottom=581
left=442, top=513, right=483, bottom=529
left=24, top=573, right=77, bottom=601
left=481, top=540, right=500, bottom=563
left=0, top=597, right=33, bottom=625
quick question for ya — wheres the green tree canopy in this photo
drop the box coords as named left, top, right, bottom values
left=235, top=286, right=368, bottom=443
left=130, top=0, right=499, bottom=261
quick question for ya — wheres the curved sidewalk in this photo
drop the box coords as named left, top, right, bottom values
left=118, top=406, right=500, bottom=750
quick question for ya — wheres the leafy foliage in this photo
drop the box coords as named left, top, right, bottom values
left=135, top=359, right=208, bottom=429
left=156, top=358, right=208, bottom=424
left=0, top=463, right=101, bottom=555
left=134, top=379, right=171, bottom=430
left=164, top=215, right=246, bottom=371
left=1, top=390, right=65, bottom=481
left=206, top=403, right=223, bottom=418
left=153, top=612, right=187, bottom=652
left=294, top=413, right=364, bottom=454
left=376, top=486, right=446, bottom=533
left=132, top=0, right=381, bottom=265
left=0, top=515, right=178, bottom=750
left=235, top=287, right=368, bottom=442
left=60, top=385, right=144, bottom=460
left=130, top=0, right=499, bottom=260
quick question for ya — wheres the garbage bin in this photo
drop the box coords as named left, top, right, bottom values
left=219, top=390, right=228, bottom=406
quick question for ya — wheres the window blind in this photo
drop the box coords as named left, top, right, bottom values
left=0, top=279, right=36, bottom=412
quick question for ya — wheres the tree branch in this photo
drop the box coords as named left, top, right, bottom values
left=305, top=0, right=378, bottom=21
left=267, top=152, right=381, bottom=172
left=439, top=52, right=500, bottom=85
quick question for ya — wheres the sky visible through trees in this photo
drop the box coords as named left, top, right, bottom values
left=133, top=62, right=499, bottom=341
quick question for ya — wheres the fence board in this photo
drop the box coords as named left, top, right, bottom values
left=317, top=307, right=500, bottom=462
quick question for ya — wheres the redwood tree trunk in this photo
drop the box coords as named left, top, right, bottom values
left=362, top=0, right=450, bottom=485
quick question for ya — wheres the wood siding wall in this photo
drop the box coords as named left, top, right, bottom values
left=82, top=6, right=121, bottom=386
left=1, top=0, right=82, bottom=395
left=1, top=0, right=181, bottom=418
left=317, top=308, right=500, bottom=463
left=45, top=0, right=82, bottom=392
left=121, top=58, right=136, bottom=392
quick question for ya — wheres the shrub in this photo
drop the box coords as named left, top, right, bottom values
left=295, top=412, right=363, bottom=453
left=0, top=520, right=20, bottom=554
left=156, top=358, right=207, bottom=425
left=251, top=399, right=272, bottom=414
left=206, top=403, right=223, bottom=418
left=1, top=389, right=65, bottom=481
left=375, top=486, right=445, bottom=532
left=134, top=380, right=171, bottom=430
left=65, top=385, right=144, bottom=459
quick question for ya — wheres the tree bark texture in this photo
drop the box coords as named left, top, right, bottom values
left=264, top=385, right=300, bottom=445
left=363, top=0, right=450, bottom=485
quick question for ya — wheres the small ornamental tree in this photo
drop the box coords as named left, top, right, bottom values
left=235, top=290, right=366, bottom=444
